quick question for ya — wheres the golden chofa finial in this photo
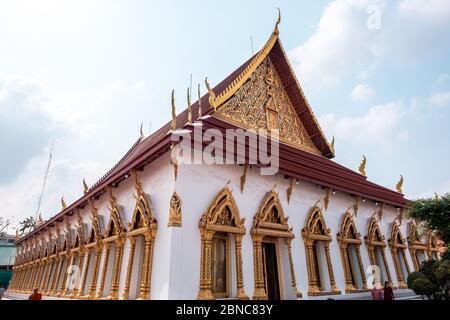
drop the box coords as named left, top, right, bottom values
left=330, top=136, right=335, bottom=154
left=16, top=228, right=19, bottom=240
left=205, top=77, right=217, bottom=112
left=396, top=175, right=404, bottom=194
left=359, top=155, right=367, bottom=177
left=83, top=178, right=89, bottom=194
left=274, top=7, right=281, bottom=34
left=187, top=87, right=192, bottom=124
left=197, top=83, right=202, bottom=119
left=61, top=196, right=67, bottom=210
left=37, top=213, right=45, bottom=226
left=171, top=89, right=177, bottom=131
left=140, top=122, right=144, bottom=139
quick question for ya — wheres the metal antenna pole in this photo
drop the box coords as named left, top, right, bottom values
left=35, top=140, right=55, bottom=221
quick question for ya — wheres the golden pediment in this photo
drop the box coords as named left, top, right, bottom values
left=215, top=59, right=320, bottom=154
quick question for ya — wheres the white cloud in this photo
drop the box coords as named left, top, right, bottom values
left=319, top=101, right=405, bottom=145
left=288, top=0, right=450, bottom=90
left=429, top=91, right=450, bottom=107
left=350, top=83, right=375, bottom=103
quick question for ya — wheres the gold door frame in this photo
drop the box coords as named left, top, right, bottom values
left=251, top=189, right=301, bottom=300
left=336, top=210, right=368, bottom=293
left=364, top=217, right=394, bottom=288
left=198, top=185, right=248, bottom=300
left=302, top=204, right=340, bottom=296
left=388, top=223, right=411, bottom=289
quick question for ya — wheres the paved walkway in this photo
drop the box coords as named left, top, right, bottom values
left=2, top=289, right=422, bottom=300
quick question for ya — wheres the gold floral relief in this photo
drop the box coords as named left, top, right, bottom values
left=216, top=59, right=320, bottom=154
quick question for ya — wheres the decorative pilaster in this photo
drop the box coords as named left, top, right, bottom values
left=96, top=243, right=111, bottom=299
left=234, top=234, right=248, bottom=299
left=78, top=248, right=91, bottom=297
left=137, top=234, right=155, bottom=300
left=339, top=243, right=355, bottom=292
left=109, top=238, right=125, bottom=300
left=60, top=253, right=73, bottom=296
left=121, top=237, right=136, bottom=300
left=285, top=239, right=302, bottom=298
left=325, top=242, right=340, bottom=293
left=356, top=247, right=368, bottom=289
left=381, top=248, right=394, bottom=287
left=305, top=243, right=319, bottom=294
left=72, top=250, right=85, bottom=297
left=197, top=230, right=215, bottom=300
left=50, top=255, right=63, bottom=295
left=251, top=234, right=267, bottom=300
left=88, top=244, right=103, bottom=299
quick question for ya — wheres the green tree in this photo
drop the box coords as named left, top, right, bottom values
left=410, top=278, right=438, bottom=300
left=18, top=216, right=37, bottom=236
left=409, top=193, right=450, bottom=246
left=407, top=271, right=427, bottom=289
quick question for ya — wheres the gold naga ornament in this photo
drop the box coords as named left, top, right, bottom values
left=171, top=89, right=177, bottom=131
left=239, top=164, right=249, bottom=193
left=286, top=177, right=296, bottom=204
left=396, top=175, right=404, bottom=194
left=167, top=191, right=182, bottom=227
left=83, top=178, right=89, bottom=194
left=330, top=136, right=335, bottom=154
left=61, top=196, right=67, bottom=210
left=197, top=83, right=202, bottom=119
left=358, top=155, right=367, bottom=177
left=187, top=87, right=192, bottom=124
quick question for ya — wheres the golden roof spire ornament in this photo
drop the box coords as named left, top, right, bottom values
left=396, top=175, right=404, bottom=194
left=197, top=83, right=202, bottom=119
left=83, top=178, right=89, bottom=194
left=187, top=87, right=192, bottom=124
left=171, top=89, right=177, bottom=131
left=61, top=196, right=67, bottom=210
left=37, top=213, right=45, bottom=226
left=204, top=77, right=217, bottom=112
left=203, top=8, right=283, bottom=113
left=16, top=228, right=19, bottom=240
left=274, top=7, right=281, bottom=35
left=140, top=122, right=144, bottom=139
left=359, top=155, right=367, bottom=177
left=330, top=135, right=335, bottom=154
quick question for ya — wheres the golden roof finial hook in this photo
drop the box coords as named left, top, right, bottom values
left=140, top=122, right=144, bottom=139
left=275, top=7, right=281, bottom=34
left=197, top=83, right=202, bottom=119
left=187, top=87, right=192, bottom=124
left=330, top=135, right=335, bottom=154
left=83, top=178, right=89, bottom=194
left=16, top=228, right=19, bottom=240
left=205, top=77, right=217, bottom=112
left=171, top=89, right=177, bottom=131
left=359, top=155, right=367, bottom=177
left=61, top=196, right=67, bottom=210
left=396, top=175, right=404, bottom=194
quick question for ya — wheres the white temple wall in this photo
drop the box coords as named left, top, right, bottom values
left=175, top=160, right=412, bottom=299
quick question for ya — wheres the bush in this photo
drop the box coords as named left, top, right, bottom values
left=419, top=260, right=439, bottom=284
left=407, top=272, right=427, bottom=289
left=436, top=260, right=450, bottom=285
left=411, top=278, right=437, bottom=300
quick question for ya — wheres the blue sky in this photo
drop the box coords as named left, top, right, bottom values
left=0, top=0, right=449, bottom=231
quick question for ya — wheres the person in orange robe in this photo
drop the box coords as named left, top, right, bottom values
left=28, top=288, right=43, bottom=300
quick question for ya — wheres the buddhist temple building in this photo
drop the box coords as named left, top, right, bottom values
left=7, top=13, right=442, bottom=300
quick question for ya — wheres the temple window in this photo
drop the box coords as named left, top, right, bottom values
left=337, top=211, right=367, bottom=293
left=198, top=186, right=247, bottom=300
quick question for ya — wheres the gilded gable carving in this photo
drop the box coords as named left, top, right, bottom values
left=216, top=59, right=320, bottom=154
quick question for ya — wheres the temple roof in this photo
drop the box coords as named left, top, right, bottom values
left=17, top=17, right=407, bottom=243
